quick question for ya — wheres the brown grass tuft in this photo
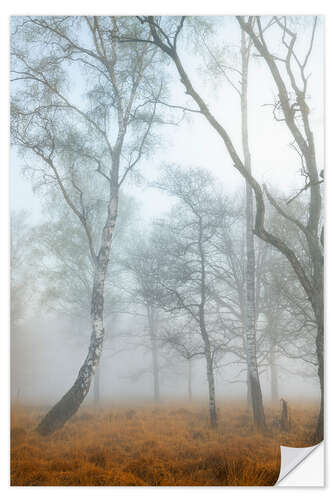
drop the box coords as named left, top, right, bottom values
left=11, top=400, right=319, bottom=486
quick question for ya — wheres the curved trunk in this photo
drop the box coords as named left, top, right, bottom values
left=93, top=363, right=101, bottom=405
left=37, top=188, right=118, bottom=435
left=36, top=269, right=106, bottom=435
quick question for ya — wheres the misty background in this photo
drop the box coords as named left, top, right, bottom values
left=10, top=16, right=322, bottom=407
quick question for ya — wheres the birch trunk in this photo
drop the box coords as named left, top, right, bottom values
left=314, top=296, right=324, bottom=441
left=36, top=270, right=105, bottom=435
left=37, top=190, right=118, bottom=435
left=241, top=30, right=266, bottom=430
left=145, top=15, right=321, bottom=439
left=199, top=297, right=217, bottom=427
left=198, top=216, right=217, bottom=428
left=93, top=363, right=101, bottom=405
left=205, top=346, right=217, bottom=428
left=238, top=15, right=323, bottom=442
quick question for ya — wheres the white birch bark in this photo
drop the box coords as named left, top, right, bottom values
left=147, top=306, right=160, bottom=402
left=241, top=30, right=266, bottom=430
left=37, top=185, right=119, bottom=435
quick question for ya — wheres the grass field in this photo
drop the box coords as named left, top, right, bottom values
left=11, top=400, right=320, bottom=486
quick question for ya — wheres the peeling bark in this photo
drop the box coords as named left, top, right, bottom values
left=37, top=189, right=118, bottom=435
left=238, top=16, right=324, bottom=441
left=241, top=30, right=266, bottom=430
left=93, top=363, right=101, bottom=405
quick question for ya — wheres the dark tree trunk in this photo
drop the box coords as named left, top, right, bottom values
left=205, top=349, right=217, bottom=428
left=200, top=313, right=217, bottom=428
left=246, top=368, right=252, bottom=410
left=280, top=398, right=290, bottom=431
left=15, top=388, right=21, bottom=403
left=188, top=357, right=192, bottom=401
left=152, top=342, right=160, bottom=402
left=198, top=215, right=217, bottom=429
left=314, top=306, right=324, bottom=442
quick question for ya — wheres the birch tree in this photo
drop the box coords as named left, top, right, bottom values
left=150, top=166, right=232, bottom=427
left=11, top=16, right=163, bottom=434
left=208, top=26, right=266, bottom=427
left=122, top=16, right=323, bottom=440
left=120, top=238, right=165, bottom=401
left=161, top=330, right=202, bottom=401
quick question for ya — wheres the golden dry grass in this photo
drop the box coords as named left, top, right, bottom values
left=11, top=400, right=320, bottom=486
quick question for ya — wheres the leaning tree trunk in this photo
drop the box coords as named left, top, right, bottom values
left=36, top=268, right=106, bottom=435
left=37, top=192, right=118, bottom=435
left=241, top=30, right=266, bottom=430
left=93, top=363, right=101, bottom=405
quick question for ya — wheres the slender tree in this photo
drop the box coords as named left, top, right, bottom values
left=122, top=16, right=323, bottom=439
left=239, top=24, right=266, bottom=428
left=150, top=166, right=233, bottom=427
left=161, top=328, right=204, bottom=402
left=11, top=16, right=163, bottom=434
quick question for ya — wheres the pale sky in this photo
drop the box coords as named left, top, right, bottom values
left=10, top=16, right=324, bottom=226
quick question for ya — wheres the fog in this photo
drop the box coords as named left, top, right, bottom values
left=10, top=15, right=323, bottom=448
left=12, top=313, right=319, bottom=406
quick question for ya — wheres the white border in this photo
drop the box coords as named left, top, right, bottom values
left=278, top=443, right=324, bottom=486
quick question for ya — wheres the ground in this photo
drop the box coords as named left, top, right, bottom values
left=11, top=400, right=320, bottom=486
